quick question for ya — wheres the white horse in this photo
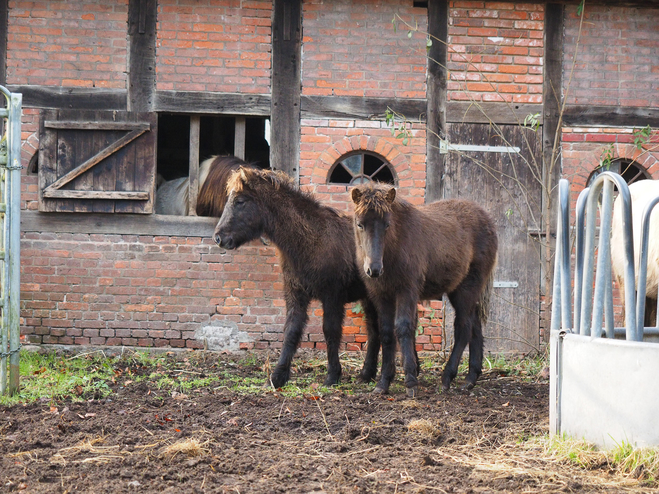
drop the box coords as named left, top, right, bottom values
left=611, top=179, right=659, bottom=326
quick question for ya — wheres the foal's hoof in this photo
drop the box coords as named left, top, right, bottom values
left=406, top=386, right=418, bottom=398
left=461, top=381, right=476, bottom=391
left=270, top=370, right=290, bottom=389
left=323, top=375, right=340, bottom=386
left=357, top=371, right=376, bottom=383
left=372, top=386, right=388, bottom=395
left=440, top=383, right=451, bottom=393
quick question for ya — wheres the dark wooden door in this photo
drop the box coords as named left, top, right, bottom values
left=442, top=123, right=542, bottom=354
left=38, top=110, right=157, bottom=213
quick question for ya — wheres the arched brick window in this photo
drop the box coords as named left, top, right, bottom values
left=327, top=152, right=396, bottom=185
left=587, top=158, right=650, bottom=188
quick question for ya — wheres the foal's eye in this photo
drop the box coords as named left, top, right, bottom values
left=385, top=222, right=390, bottom=230
left=356, top=222, right=364, bottom=230
left=235, top=198, right=245, bottom=207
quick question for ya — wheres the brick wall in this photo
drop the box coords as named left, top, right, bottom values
left=6, top=0, right=128, bottom=88
left=447, top=1, right=544, bottom=103
left=301, top=0, right=427, bottom=98
left=156, top=0, right=272, bottom=93
left=563, top=5, right=659, bottom=107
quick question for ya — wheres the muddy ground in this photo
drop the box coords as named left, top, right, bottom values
left=0, top=350, right=654, bottom=493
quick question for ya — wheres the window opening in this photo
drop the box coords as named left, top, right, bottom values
left=156, top=114, right=270, bottom=215
left=587, top=159, right=650, bottom=190
left=328, top=152, right=396, bottom=185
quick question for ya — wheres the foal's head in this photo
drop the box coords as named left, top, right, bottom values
left=351, top=184, right=396, bottom=278
left=214, top=167, right=292, bottom=249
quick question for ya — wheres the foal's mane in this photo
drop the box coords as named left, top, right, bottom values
left=227, top=167, right=316, bottom=204
left=352, top=183, right=395, bottom=217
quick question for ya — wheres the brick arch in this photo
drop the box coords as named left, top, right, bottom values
left=312, top=136, right=412, bottom=186
left=581, top=144, right=659, bottom=181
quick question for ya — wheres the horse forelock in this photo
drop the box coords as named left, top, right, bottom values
left=226, top=167, right=296, bottom=197
left=353, top=186, right=394, bottom=217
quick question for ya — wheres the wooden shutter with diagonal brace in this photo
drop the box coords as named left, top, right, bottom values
left=38, top=110, right=157, bottom=213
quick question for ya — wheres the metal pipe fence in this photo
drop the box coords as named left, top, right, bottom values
left=0, top=85, right=22, bottom=396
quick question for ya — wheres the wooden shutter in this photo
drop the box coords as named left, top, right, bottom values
left=38, top=110, right=157, bottom=213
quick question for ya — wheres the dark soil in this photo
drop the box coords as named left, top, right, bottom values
left=0, top=350, right=652, bottom=493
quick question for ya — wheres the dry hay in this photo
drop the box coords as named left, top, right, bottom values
left=161, top=438, right=210, bottom=459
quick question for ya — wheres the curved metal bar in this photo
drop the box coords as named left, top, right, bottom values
left=636, top=194, right=659, bottom=339
left=0, top=85, right=11, bottom=100
left=551, top=179, right=571, bottom=331
left=591, top=180, right=614, bottom=338
left=573, top=187, right=589, bottom=334
left=580, top=172, right=635, bottom=340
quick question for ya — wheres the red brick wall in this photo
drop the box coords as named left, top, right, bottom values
left=563, top=5, right=659, bottom=108
left=6, top=1, right=128, bottom=88
left=301, top=0, right=427, bottom=98
left=156, top=0, right=272, bottom=93
left=447, top=1, right=544, bottom=103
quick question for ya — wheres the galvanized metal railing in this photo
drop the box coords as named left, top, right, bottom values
left=551, top=172, right=659, bottom=341
left=0, top=85, right=22, bottom=396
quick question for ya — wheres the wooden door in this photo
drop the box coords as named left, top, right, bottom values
left=442, top=123, right=542, bottom=354
left=38, top=110, right=157, bottom=213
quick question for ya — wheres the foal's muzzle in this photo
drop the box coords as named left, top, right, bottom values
left=215, top=233, right=235, bottom=250
left=364, top=261, right=383, bottom=278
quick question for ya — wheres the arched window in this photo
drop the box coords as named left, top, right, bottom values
left=328, top=152, right=396, bottom=185
left=587, top=158, right=650, bottom=188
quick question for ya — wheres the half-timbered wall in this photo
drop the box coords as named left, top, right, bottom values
left=6, top=0, right=659, bottom=353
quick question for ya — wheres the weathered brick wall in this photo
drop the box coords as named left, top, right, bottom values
left=447, top=1, right=544, bottom=103
left=563, top=5, right=659, bottom=107
left=301, top=0, right=427, bottom=98
left=156, top=0, right=272, bottom=93
left=6, top=0, right=128, bottom=88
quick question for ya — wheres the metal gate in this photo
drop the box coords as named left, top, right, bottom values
left=0, top=86, right=22, bottom=396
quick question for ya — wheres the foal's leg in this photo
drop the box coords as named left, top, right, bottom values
left=320, top=297, right=345, bottom=386
left=373, top=301, right=396, bottom=394
left=358, top=298, right=380, bottom=383
left=441, top=293, right=474, bottom=392
left=465, top=308, right=484, bottom=389
left=395, top=294, right=420, bottom=398
left=271, top=287, right=310, bottom=389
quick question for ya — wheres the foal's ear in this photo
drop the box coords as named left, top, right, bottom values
left=385, top=187, right=396, bottom=204
left=351, top=188, right=363, bottom=204
left=239, top=167, right=249, bottom=183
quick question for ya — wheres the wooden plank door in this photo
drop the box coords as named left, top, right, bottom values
left=38, top=110, right=157, bottom=214
left=442, top=123, right=542, bottom=354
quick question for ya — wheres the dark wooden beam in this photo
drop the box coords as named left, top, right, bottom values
left=563, top=105, right=659, bottom=128
left=5, top=85, right=127, bottom=110
left=21, top=210, right=218, bottom=237
left=301, top=95, right=426, bottom=121
left=426, top=0, right=448, bottom=202
left=128, top=0, right=157, bottom=112
left=156, top=91, right=271, bottom=115
left=271, top=0, right=302, bottom=179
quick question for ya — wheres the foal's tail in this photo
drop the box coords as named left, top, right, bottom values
left=478, top=263, right=496, bottom=326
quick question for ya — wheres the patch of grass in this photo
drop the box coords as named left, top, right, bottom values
left=0, top=350, right=116, bottom=406
left=537, top=434, right=659, bottom=485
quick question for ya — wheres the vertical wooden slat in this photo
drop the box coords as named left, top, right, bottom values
left=188, top=115, right=200, bottom=216
left=426, top=0, right=448, bottom=202
left=128, top=0, right=157, bottom=112
left=271, top=0, right=302, bottom=180
left=92, top=112, right=117, bottom=213
left=114, top=112, right=136, bottom=213
left=234, top=116, right=246, bottom=160
left=38, top=110, right=58, bottom=212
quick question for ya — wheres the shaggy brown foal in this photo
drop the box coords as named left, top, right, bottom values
left=351, top=184, right=498, bottom=396
left=213, top=168, right=381, bottom=388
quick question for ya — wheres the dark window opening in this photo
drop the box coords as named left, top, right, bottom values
left=328, top=152, right=396, bottom=185
left=587, top=159, right=650, bottom=190
left=413, top=1, right=428, bottom=8
left=157, top=114, right=270, bottom=181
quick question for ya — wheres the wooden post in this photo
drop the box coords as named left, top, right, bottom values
left=128, top=0, right=157, bottom=112
left=542, top=3, right=564, bottom=342
left=188, top=115, right=200, bottom=216
left=426, top=0, right=448, bottom=202
left=271, top=0, right=302, bottom=180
